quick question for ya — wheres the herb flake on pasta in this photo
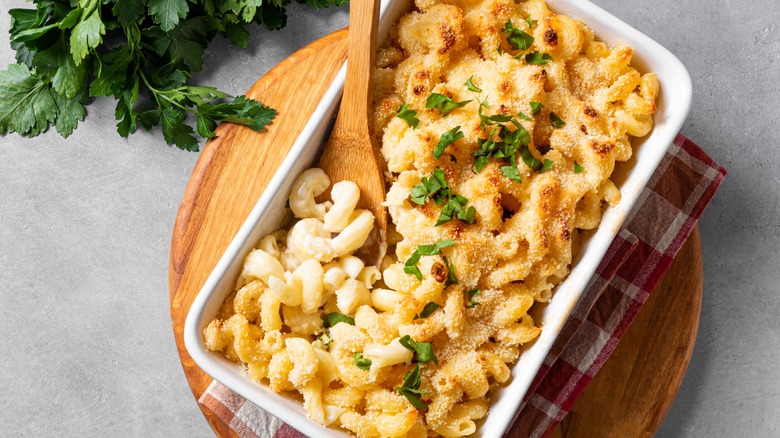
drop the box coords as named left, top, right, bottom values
left=433, top=126, right=465, bottom=159
left=574, top=161, right=584, bottom=173
left=415, top=302, right=441, bottom=319
left=549, top=112, right=566, bottom=128
left=399, top=335, right=439, bottom=365
left=404, top=240, right=455, bottom=281
left=353, top=352, right=372, bottom=371
left=396, top=103, right=420, bottom=129
left=526, top=51, right=553, bottom=65
left=426, top=93, right=472, bottom=116
left=464, top=75, right=482, bottom=92
left=395, top=364, right=431, bottom=410
left=530, top=101, right=543, bottom=115
left=502, top=20, right=535, bottom=53
left=322, top=312, right=355, bottom=328
left=466, top=288, right=481, bottom=308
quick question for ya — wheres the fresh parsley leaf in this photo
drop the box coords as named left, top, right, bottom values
left=0, top=64, right=57, bottom=137
left=501, top=165, right=522, bottom=183
left=113, top=0, right=147, bottom=28
left=497, top=45, right=504, bottom=55
left=323, top=312, right=355, bottom=328
left=457, top=205, right=477, bottom=224
left=416, top=302, right=441, bottom=319
left=410, top=167, right=448, bottom=205
left=395, top=364, right=431, bottom=410
left=549, top=112, right=566, bottom=128
left=399, top=336, right=439, bottom=365
left=466, top=288, right=481, bottom=308
left=397, top=103, right=420, bottom=129
left=426, top=93, right=471, bottom=116
left=166, top=17, right=211, bottom=72
left=404, top=263, right=423, bottom=281
left=89, top=46, right=134, bottom=97
left=540, top=159, right=555, bottom=172
left=353, top=352, right=372, bottom=371
left=160, top=107, right=198, bottom=151
left=464, top=75, right=482, bottom=92
left=519, top=145, right=542, bottom=171
left=443, top=256, right=458, bottom=286
left=574, top=161, right=584, bottom=173
left=70, top=0, right=105, bottom=65
left=502, top=20, right=535, bottom=53
left=148, top=0, right=189, bottom=32
left=31, top=38, right=87, bottom=100
left=433, top=126, right=464, bottom=160
left=405, top=240, right=455, bottom=280
left=474, top=154, right=491, bottom=173
left=52, top=90, right=86, bottom=137
left=478, top=104, right=514, bottom=127
left=517, top=111, right=533, bottom=121
left=526, top=51, right=553, bottom=65
left=525, top=17, right=534, bottom=28
left=530, top=101, right=543, bottom=115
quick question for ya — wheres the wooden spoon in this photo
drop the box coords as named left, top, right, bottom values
left=318, top=0, right=387, bottom=266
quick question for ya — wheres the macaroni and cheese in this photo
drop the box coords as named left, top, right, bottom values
left=204, top=0, right=658, bottom=436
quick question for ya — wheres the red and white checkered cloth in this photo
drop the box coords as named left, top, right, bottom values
left=198, top=134, right=726, bottom=438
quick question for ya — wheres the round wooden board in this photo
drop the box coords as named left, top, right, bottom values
left=168, top=28, right=703, bottom=438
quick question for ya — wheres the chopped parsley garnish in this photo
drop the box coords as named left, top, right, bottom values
left=497, top=45, right=504, bottom=55
left=574, top=161, right=584, bottom=173
left=478, top=103, right=514, bottom=129
left=404, top=240, right=455, bottom=281
left=415, top=302, right=441, bottom=319
left=410, top=167, right=448, bottom=205
left=436, top=196, right=477, bottom=226
left=540, top=159, right=555, bottom=172
left=353, top=352, right=372, bottom=371
left=525, top=17, right=534, bottom=28
left=399, top=335, right=439, bottom=365
left=464, top=76, right=482, bottom=93
left=433, top=126, right=465, bottom=159
left=444, top=256, right=459, bottom=285
left=395, top=364, right=430, bottom=410
left=502, top=20, right=535, bottom=53
left=471, top=123, right=533, bottom=181
left=426, top=93, right=471, bottom=116
left=517, top=111, right=533, bottom=121
left=501, top=165, right=522, bottom=183
left=396, top=103, right=420, bottom=129
left=322, top=312, right=355, bottom=328
left=530, top=101, right=543, bottom=115
left=410, top=168, right=477, bottom=227
left=466, top=288, right=481, bottom=308
left=549, top=112, right=566, bottom=128
left=525, top=51, right=553, bottom=65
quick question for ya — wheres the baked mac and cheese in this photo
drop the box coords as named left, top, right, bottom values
left=204, top=0, right=658, bottom=436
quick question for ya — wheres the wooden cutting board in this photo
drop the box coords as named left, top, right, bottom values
left=168, top=28, right=702, bottom=438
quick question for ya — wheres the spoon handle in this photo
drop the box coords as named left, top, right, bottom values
left=337, top=0, right=381, bottom=136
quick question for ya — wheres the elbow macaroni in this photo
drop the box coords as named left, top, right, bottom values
left=204, top=0, right=657, bottom=436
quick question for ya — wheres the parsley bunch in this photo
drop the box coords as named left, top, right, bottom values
left=1, top=0, right=346, bottom=150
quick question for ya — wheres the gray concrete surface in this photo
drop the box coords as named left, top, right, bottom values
left=0, top=0, right=777, bottom=436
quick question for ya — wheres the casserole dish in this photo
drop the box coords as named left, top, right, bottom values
left=184, top=0, right=692, bottom=435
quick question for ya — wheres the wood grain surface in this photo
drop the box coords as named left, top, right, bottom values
left=168, top=28, right=703, bottom=438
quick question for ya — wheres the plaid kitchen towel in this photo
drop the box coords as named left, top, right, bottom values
left=199, top=134, right=727, bottom=438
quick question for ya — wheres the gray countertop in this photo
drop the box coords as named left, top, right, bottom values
left=1, top=0, right=778, bottom=436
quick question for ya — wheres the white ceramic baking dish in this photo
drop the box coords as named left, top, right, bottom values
left=184, top=0, right=692, bottom=435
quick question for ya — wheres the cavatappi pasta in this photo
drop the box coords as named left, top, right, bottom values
left=204, top=0, right=658, bottom=436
